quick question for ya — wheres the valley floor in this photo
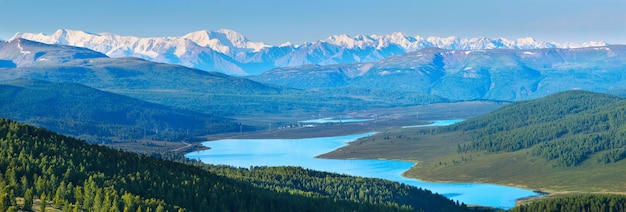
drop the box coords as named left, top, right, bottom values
left=203, top=101, right=504, bottom=140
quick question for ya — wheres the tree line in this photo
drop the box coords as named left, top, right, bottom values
left=511, top=194, right=626, bottom=212
left=0, top=118, right=470, bottom=211
left=447, top=90, right=626, bottom=166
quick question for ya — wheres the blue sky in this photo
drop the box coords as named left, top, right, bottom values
left=1, top=0, right=625, bottom=45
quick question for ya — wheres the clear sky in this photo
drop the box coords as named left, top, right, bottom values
left=1, top=0, right=625, bottom=45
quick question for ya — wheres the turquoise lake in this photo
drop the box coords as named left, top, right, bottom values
left=185, top=121, right=541, bottom=209
left=402, top=119, right=465, bottom=128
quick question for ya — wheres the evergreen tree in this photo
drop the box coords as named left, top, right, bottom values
left=0, top=193, right=10, bottom=211
left=24, top=188, right=33, bottom=211
left=39, top=192, right=47, bottom=211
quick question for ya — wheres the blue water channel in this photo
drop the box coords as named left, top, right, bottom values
left=185, top=121, right=541, bottom=209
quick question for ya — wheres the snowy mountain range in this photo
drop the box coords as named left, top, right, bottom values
left=251, top=45, right=626, bottom=101
left=13, top=29, right=607, bottom=76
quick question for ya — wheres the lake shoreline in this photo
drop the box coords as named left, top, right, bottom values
left=318, top=140, right=549, bottom=208
left=315, top=127, right=557, bottom=208
left=187, top=123, right=541, bottom=209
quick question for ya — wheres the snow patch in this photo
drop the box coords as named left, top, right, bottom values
left=357, top=63, right=374, bottom=76
left=593, top=47, right=611, bottom=51
left=279, top=41, right=293, bottom=47
left=16, top=39, right=31, bottom=55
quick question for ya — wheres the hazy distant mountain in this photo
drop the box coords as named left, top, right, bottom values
left=0, top=38, right=107, bottom=67
left=0, top=39, right=443, bottom=115
left=0, top=39, right=279, bottom=92
left=251, top=45, right=626, bottom=101
left=13, top=29, right=607, bottom=75
left=0, top=39, right=292, bottom=113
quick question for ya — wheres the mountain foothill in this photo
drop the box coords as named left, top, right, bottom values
left=2, top=29, right=626, bottom=211
left=2, top=36, right=626, bottom=149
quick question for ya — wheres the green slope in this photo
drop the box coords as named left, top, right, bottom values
left=449, top=90, right=626, bottom=166
left=411, top=90, right=626, bottom=192
left=0, top=118, right=469, bottom=211
left=322, top=90, right=626, bottom=193
left=0, top=79, right=238, bottom=143
left=511, top=194, right=626, bottom=212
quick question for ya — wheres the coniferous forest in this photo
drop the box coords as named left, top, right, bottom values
left=0, top=118, right=469, bottom=211
left=448, top=90, right=626, bottom=167
left=2, top=20, right=626, bottom=212
left=512, top=194, right=626, bottom=212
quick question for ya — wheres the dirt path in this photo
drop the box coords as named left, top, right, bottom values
left=172, top=141, right=192, bottom=152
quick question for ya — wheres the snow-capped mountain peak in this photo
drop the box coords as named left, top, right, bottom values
left=12, top=29, right=608, bottom=76
left=181, top=29, right=268, bottom=54
left=181, top=30, right=233, bottom=54
left=516, top=37, right=537, bottom=44
left=215, top=28, right=248, bottom=47
left=371, top=32, right=426, bottom=51
left=279, top=41, right=294, bottom=47
left=426, top=36, right=460, bottom=49
left=325, top=34, right=370, bottom=49
left=387, top=32, right=409, bottom=41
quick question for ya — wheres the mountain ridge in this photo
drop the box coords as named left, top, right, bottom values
left=251, top=45, right=626, bottom=101
left=0, top=38, right=108, bottom=67
left=13, top=29, right=607, bottom=75
left=0, top=39, right=445, bottom=116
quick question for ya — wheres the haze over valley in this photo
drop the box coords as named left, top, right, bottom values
left=1, top=0, right=626, bottom=211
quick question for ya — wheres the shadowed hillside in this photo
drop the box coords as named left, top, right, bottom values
left=0, top=118, right=470, bottom=211
left=0, top=79, right=238, bottom=143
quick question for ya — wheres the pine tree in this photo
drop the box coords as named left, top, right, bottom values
left=39, top=192, right=47, bottom=211
left=0, top=193, right=10, bottom=211
left=24, top=188, right=33, bottom=211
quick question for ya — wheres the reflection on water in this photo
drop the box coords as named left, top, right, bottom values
left=402, top=119, right=465, bottom=128
left=186, top=121, right=540, bottom=209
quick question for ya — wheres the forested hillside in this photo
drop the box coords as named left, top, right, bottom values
left=323, top=90, right=626, bottom=192
left=511, top=194, right=626, bottom=212
left=0, top=118, right=469, bottom=211
left=448, top=90, right=626, bottom=167
left=204, top=166, right=466, bottom=212
left=0, top=79, right=238, bottom=143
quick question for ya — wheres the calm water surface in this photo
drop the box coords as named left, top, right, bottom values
left=186, top=121, right=540, bottom=209
left=402, top=119, right=465, bottom=128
